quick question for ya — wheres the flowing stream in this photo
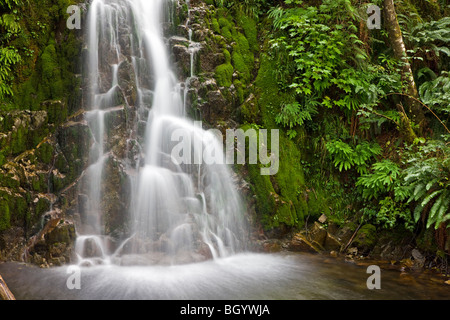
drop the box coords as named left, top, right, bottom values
left=0, top=253, right=449, bottom=300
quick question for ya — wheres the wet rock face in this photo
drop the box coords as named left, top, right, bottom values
left=169, top=0, right=250, bottom=127
left=0, top=106, right=92, bottom=264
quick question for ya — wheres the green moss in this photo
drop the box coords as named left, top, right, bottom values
left=247, top=163, right=277, bottom=227
left=46, top=222, right=75, bottom=245
left=400, top=0, right=442, bottom=21
left=0, top=151, right=6, bottom=167
left=235, top=33, right=251, bottom=61
left=241, top=52, right=334, bottom=232
left=0, top=190, right=29, bottom=229
left=274, top=202, right=297, bottom=227
left=233, top=79, right=245, bottom=105
left=35, top=197, right=50, bottom=221
left=52, top=172, right=66, bottom=193
left=230, top=31, right=254, bottom=85
left=41, top=41, right=64, bottom=99
left=31, top=173, right=48, bottom=193
left=306, top=187, right=331, bottom=219
left=232, top=51, right=250, bottom=82
left=353, top=224, right=378, bottom=251
left=36, top=142, right=54, bottom=164
left=240, top=102, right=258, bottom=123
left=10, top=0, right=82, bottom=113
left=0, top=200, right=11, bottom=232
left=10, top=124, right=28, bottom=155
left=236, top=12, right=258, bottom=53
left=254, top=53, right=292, bottom=128
left=211, top=18, right=221, bottom=34
left=218, top=16, right=234, bottom=41
left=223, top=48, right=231, bottom=64
left=215, top=62, right=233, bottom=88
left=54, top=152, right=69, bottom=174
left=43, top=100, right=68, bottom=125
left=0, top=171, right=20, bottom=189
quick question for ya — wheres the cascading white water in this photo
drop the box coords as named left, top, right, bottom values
left=76, top=0, right=247, bottom=266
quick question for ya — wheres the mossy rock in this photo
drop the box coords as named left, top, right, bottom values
left=10, top=124, right=28, bottom=155
left=45, top=220, right=76, bottom=246
left=218, top=16, right=234, bottom=41
left=0, top=190, right=29, bottom=230
left=353, top=224, right=378, bottom=253
left=31, top=172, right=48, bottom=193
left=215, top=63, right=233, bottom=88
left=211, top=17, right=221, bottom=34
left=0, top=200, right=11, bottom=232
left=236, top=11, right=258, bottom=53
left=240, top=52, right=327, bottom=234
left=244, top=131, right=307, bottom=233
left=232, top=50, right=250, bottom=83
left=41, top=100, right=67, bottom=125
left=239, top=93, right=259, bottom=123
left=34, top=197, right=51, bottom=222
left=56, top=122, right=92, bottom=182
left=35, top=141, right=54, bottom=164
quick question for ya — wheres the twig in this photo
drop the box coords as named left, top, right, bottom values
left=384, top=92, right=450, bottom=134
left=361, top=106, right=400, bottom=126
left=341, top=221, right=363, bottom=254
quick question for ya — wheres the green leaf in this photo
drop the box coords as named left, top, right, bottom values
left=414, top=203, right=424, bottom=223
left=421, top=190, right=443, bottom=208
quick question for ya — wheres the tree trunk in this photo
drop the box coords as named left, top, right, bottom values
left=383, top=0, right=425, bottom=131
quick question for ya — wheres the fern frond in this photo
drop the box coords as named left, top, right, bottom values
left=427, top=194, right=444, bottom=228
left=433, top=192, right=450, bottom=229
left=421, top=189, right=444, bottom=208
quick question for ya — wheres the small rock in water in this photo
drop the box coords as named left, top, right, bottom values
left=411, top=248, right=425, bottom=269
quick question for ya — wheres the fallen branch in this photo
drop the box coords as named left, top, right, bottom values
left=341, top=222, right=363, bottom=254
left=0, top=274, right=15, bottom=300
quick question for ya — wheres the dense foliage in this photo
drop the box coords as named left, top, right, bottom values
left=260, top=0, right=450, bottom=255
left=0, top=0, right=22, bottom=98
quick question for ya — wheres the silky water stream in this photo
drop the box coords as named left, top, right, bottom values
left=0, top=0, right=449, bottom=301
left=77, top=0, right=246, bottom=267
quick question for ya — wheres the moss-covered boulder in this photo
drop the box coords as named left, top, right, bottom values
left=353, top=224, right=378, bottom=254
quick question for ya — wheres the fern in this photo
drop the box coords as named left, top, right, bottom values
left=326, top=140, right=355, bottom=172
left=0, top=0, right=21, bottom=10
left=370, top=196, right=415, bottom=231
left=0, top=0, right=22, bottom=99
left=402, top=139, right=450, bottom=229
left=327, top=140, right=382, bottom=175
left=400, top=16, right=450, bottom=58
left=419, top=71, right=450, bottom=115
left=356, top=160, right=401, bottom=200
left=269, top=0, right=372, bottom=116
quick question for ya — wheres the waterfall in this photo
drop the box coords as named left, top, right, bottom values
left=75, top=0, right=247, bottom=266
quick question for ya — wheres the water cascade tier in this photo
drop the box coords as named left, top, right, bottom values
left=76, top=0, right=247, bottom=266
